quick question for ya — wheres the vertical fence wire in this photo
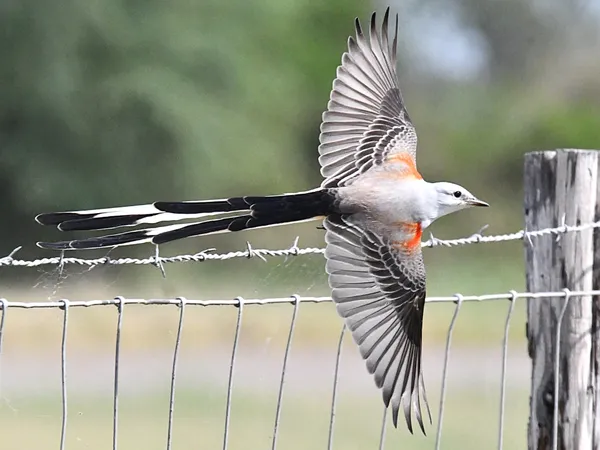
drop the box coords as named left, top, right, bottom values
left=271, top=296, right=301, bottom=450
left=552, top=289, right=571, bottom=450
left=0, top=299, right=6, bottom=399
left=497, top=292, right=517, bottom=450
left=223, top=297, right=244, bottom=450
left=434, top=294, right=464, bottom=450
left=166, top=297, right=187, bottom=450
left=378, top=406, right=388, bottom=450
left=327, top=324, right=346, bottom=450
left=113, top=297, right=125, bottom=450
left=60, top=299, right=70, bottom=450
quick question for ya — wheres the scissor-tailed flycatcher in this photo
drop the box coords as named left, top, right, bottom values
left=36, top=9, right=487, bottom=434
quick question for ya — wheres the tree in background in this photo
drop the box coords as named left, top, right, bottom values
left=1, top=0, right=599, bottom=269
left=0, top=0, right=366, bottom=255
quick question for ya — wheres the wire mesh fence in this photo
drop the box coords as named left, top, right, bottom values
left=1, top=220, right=598, bottom=450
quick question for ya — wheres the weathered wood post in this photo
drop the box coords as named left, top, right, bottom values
left=525, top=149, right=600, bottom=449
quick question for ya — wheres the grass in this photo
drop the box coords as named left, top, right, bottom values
left=0, top=385, right=528, bottom=450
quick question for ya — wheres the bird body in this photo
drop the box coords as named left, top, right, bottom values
left=35, top=9, right=488, bottom=434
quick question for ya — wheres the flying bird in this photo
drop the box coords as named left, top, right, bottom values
left=35, top=9, right=488, bottom=434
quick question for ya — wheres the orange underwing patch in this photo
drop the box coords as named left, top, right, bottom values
left=385, top=153, right=423, bottom=180
left=392, top=222, right=423, bottom=252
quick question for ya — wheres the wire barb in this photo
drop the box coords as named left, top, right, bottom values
left=0, top=246, right=22, bottom=266
left=153, top=245, right=167, bottom=278
left=245, top=241, right=267, bottom=262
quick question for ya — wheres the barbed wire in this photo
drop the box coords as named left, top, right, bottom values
left=0, top=219, right=599, bottom=270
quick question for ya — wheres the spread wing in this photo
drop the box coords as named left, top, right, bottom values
left=319, top=9, right=418, bottom=188
left=324, top=215, right=431, bottom=433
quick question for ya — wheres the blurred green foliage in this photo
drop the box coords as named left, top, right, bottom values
left=1, top=0, right=366, bottom=252
left=1, top=0, right=599, bottom=276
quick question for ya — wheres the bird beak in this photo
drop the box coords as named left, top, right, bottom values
left=468, top=198, right=489, bottom=207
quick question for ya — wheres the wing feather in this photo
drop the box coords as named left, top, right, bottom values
left=319, top=9, right=418, bottom=188
left=324, top=214, right=432, bottom=434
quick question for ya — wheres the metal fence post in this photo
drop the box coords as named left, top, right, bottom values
left=524, top=149, right=600, bottom=449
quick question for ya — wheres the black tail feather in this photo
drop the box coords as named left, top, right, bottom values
left=153, top=208, right=323, bottom=245
left=155, top=197, right=248, bottom=214
left=153, top=217, right=240, bottom=244
left=36, top=212, right=96, bottom=226
left=59, top=214, right=156, bottom=231
left=36, top=189, right=337, bottom=250
left=37, top=229, right=151, bottom=250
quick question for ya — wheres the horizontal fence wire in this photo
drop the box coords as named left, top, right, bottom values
left=0, top=219, right=598, bottom=269
left=1, top=289, right=599, bottom=310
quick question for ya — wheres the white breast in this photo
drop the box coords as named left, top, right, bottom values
left=338, top=175, right=439, bottom=227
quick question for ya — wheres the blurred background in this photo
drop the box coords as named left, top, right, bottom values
left=1, top=0, right=599, bottom=448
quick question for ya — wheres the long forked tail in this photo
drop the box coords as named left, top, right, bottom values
left=36, top=189, right=336, bottom=250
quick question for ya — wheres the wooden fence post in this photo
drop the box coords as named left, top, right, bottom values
left=524, top=149, right=600, bottom=449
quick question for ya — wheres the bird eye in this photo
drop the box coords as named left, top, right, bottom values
left=453, top=191, right=462, bottom=198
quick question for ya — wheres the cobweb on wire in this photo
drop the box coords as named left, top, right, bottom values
left=30, top=246, right=129, bottom=299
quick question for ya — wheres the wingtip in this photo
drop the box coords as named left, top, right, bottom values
left=418, top=419, right=427, bottom=436
left=370, top=10, right=377, bottom=33
left=382, top=7, right=390, bottom=32
left=404, top=409, right=414, bottom=434
left=347, top=35, right=357, bottom=53
left=391, top=406, right=398, bottom=428
left=393, top=13, right=399, bottom=56
left=354, top=16, right=362, bottom=37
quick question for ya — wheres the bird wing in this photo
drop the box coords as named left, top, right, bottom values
left=318, top=9, right=418, bottom=189
left=324, top=214, right=431, bottom=433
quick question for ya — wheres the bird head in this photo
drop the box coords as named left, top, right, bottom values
left=432, top=182, right=488, bottom=219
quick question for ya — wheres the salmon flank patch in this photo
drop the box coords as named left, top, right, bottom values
left=392, top=222, right=423, bottom=252
left=385, top=153, right=422, bottom=180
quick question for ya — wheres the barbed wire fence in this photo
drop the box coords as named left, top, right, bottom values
left=1, top=219, right=597, bottom=270
left=1, top=149, right=598, bottom=450
left=0, top=221, right=596, bottom=450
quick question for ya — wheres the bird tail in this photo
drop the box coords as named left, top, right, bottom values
left=36, top=189, right=336, bottom=250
